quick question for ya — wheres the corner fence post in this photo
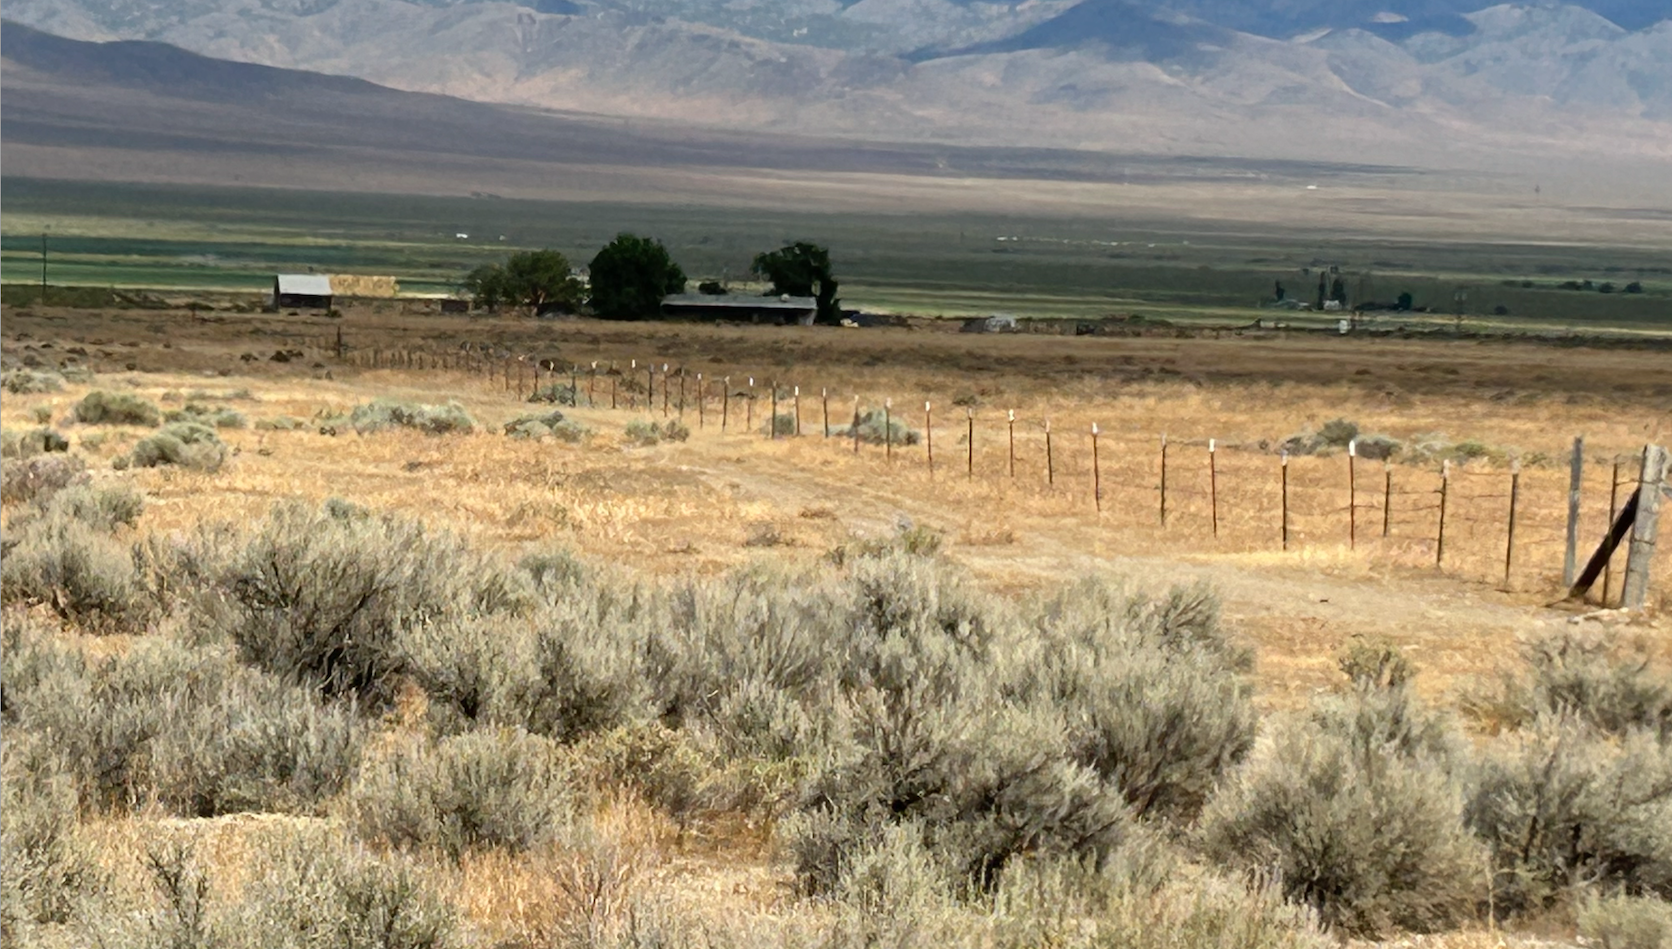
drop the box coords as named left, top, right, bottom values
left=1563, top=436, right=1584, bottom=586
left=1605, top=460, right=1621, bottom=602
left=1621, top=445, right=1668, bottom=609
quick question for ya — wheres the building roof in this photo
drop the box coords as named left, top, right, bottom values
left=662, top=293, right=815, bottom=310
left=275, top=274, right=333, bottom=296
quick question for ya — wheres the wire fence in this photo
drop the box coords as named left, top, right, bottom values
left=308, top=337, right=1664, bottom=604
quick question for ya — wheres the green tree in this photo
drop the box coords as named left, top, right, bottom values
left=587, top=234, right=686, bottom=320
left=464, top=251, right=583, bottom=315
left=752, top=242, right=840, bottom=324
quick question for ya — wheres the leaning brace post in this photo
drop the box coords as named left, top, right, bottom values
left=1563, top=436, right=1584, bottom=586
left=1621, top=445, right=1668, bottom=609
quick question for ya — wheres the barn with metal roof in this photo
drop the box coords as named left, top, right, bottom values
left=272, top=274, right=334, bottom=309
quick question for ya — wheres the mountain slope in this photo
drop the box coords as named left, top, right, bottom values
left=1, top=1, right=1668, bottom=166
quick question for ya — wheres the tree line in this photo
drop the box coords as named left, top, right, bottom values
left=463, top=235, right=841, bottom=323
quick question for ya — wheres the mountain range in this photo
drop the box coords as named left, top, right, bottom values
left=2, top=0, right=1670, bottom=166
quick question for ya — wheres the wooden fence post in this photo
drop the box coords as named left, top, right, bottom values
left=1348, top=439, right=1358, bottom=549
left=1437, top=460, right=1451, bottom=568
left=1091, top=423, right=1102, bottom=512
left=571, top=365, right=579, bottom=406
left=1504, top=460, right=1521, bottom=588
left=966, top=409, right=975, bottom=479
left=822, top=388, right=830, bottom=438
left=925, top=402, right=934, bottom=475
left=1209, top=438, right=1219, bottom=538
left=884, top=398, right=893, bottom=463
left=628, top=360, right=636, bottom=409
left=1007, top=410, right=1016, bottom=478
left=679, top=370, right=687, bottom=418
left=1159, top=433, right=1169, bottom=526
left=335, top=326, right=343, bottom=361
left=1045, top=419, right=1054, bottom=486
left=1281, top=450, right=1290, bottom=551
left=852, top=396, right=861, bottom=454
left=721, top=377, right=731, bottom=432
left=1383, top=462, right=1393, bottom=538
left=1621, top=445, right=1668, bottom=609
left=1606, top=460, right=1621, bottom=601
left=1563, top=436, right=1584, bottom=586
left=661, top=364, right=670, bottom=417
left=589, top=362, right=598, bottom=407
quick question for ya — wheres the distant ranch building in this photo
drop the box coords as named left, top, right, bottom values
left=272, top=273, right=401, bottom=309
left=660, top=293, right=817, bottom=325
left=273, top=274, right=333, bottom=309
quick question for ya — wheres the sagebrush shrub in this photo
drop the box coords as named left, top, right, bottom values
left=73, top=390, right=161, bottom=426
left=204, top=503, right=527, bottom=705
left=1578, top=894, right=1672, bottom=949
left=1480, top=631, right=1671, bottom=740
left=0, top=504, right=148, bottom=629
left=1465, top=715, right=1672, bottom=914
left=349, top=728, right=569, bottom=860
left=3, top=369, right=65, bottom=394
left=624, top=419, right=663, bottom=445
left=128, top=421, right=228, bottom=471
left=1, top=737, right=98, bottom=933
left=350, top=399, right=475, bottom=435
left=3, top=628, right=363, bottom=816
left=837, top=408, right=920, bottom=446
left=164, top=403, right=248, bottom=429
left=1201, top=691, right=1483, bottom=936
left=1, top=427, right=71, bottom=458
left=0, top=452, right=87, bottom=504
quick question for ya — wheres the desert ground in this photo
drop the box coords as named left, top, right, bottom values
left=3, top=301, right=1669, bottom=949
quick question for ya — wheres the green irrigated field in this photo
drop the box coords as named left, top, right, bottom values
left=3, top=177, right=1669, bottom=334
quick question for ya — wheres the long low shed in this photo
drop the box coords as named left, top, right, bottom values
left=661, top=293, right=817, bottom=325
left=273, top=274, right=334, bottom=309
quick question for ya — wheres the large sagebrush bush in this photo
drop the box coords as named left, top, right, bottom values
left=1578, top=894, right=1672, bottom=949
left=126, top=421, right=228, bottom=471
left=1201, top=666, right=1483, bottom=937
left=1476, top=631, right=1671, bottom=740
left=2, top=626, right=363, bottom=816
left=0, top=452, right=87, bottom=504
left=201, top=502, right=527, bottom=705
left=350, top=399, right=475, bottom=435
left=348, top=728, right=569, bottom=860
left=1, top=736, right=99, bottom=936
left=0, top=486, right=150, bottom=629
left=1465, top=715, right=1672, bottom=914
left=1027, top=579, right=1256, bottom=822
left=3, top=368, right=66, bottom=394
left=73, top=390, right=161, bottom=427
